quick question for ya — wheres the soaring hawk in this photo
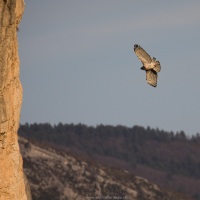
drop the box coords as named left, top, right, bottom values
left=134, top=44, right=161, bottom=87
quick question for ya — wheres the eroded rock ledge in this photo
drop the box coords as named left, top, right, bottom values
left=0, top=0, right=28, bottom=199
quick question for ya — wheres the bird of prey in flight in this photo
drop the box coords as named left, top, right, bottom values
left=134, top=44, right=161, bottom=87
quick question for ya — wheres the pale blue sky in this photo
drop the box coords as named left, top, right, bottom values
left=18, top=1, right=200, bottom=135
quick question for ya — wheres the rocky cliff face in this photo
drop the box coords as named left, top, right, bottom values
left=19, top=137, right=190, bottom=200
left=0, top=0, right=27, bottom=199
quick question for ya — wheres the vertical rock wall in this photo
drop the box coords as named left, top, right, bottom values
left=0, top=0, right=27, bottom=199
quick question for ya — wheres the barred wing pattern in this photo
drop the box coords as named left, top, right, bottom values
left=146, top=70, right=157, bottom=87
left=134, top=45, right=152, bottom=65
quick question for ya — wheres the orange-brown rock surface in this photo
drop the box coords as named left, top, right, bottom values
left=0, top=0, right=28, bottom=199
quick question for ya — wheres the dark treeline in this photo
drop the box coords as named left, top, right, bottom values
left=19, top=123, right=200, bottom=179
left=19, top=122, right=190, bottom=142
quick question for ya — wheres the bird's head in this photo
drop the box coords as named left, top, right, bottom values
left=134, top=44, right=139, bottom=50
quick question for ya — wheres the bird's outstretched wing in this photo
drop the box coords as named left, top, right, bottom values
left=146, top=70, right=157, bottom=87
left=134, top=45, right=152, bottom=65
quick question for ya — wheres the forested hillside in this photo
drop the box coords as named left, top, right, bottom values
left=19, top=123, right=200, bottom=200
left=20, top=137, right=188, bottom=200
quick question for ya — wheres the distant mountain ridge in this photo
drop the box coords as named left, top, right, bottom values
left=19, top=136, right=189, bottom=200
left=19, top=123, right=200, bottom=199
